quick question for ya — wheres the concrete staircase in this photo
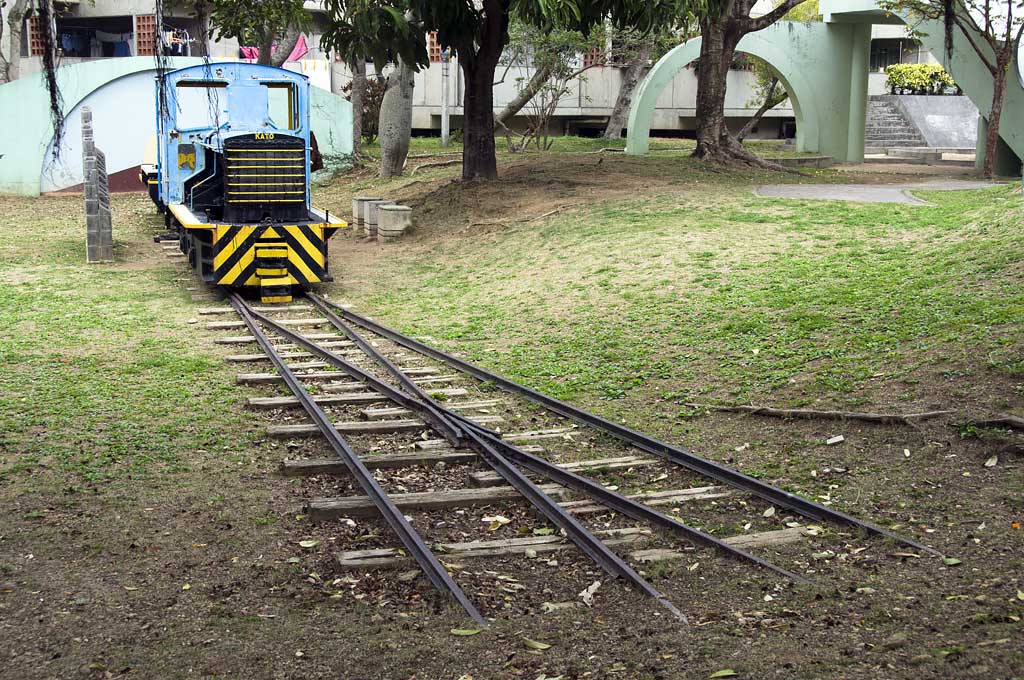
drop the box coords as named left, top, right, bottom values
left=865, top=96, right=927, bottom=153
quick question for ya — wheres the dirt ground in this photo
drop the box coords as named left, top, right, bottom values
left=1, top=152, right=1021, bottom=680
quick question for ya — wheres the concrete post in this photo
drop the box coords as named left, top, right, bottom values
left=845, top=23, right=872, bottom=164
left=363, top=199, right=395, bottom=239
left=82, top=107, right=114, bottom=263
left=377, top=205, right=412, bottom=243
left=352, top=196, right=383, bottom=236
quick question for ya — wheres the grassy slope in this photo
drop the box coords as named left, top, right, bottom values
left=0, top=143, right=1021, bottom=679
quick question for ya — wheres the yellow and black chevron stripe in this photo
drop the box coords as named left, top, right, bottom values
left=213, top=224, right=327, bottom=287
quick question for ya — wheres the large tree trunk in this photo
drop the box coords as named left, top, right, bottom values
left=736, top=78, right=787, bottom=142
left=258, top=31, right=274, bottom=66
left=981, top=57, right=1007, bottom=178
left=270, top=25, right=301, bottom=67
left=603, top=39, right=654, bottom=140
left=693, top=0, right=808, bottom=166
left=2, top=0, right=29, bottom=83
left=457, top=0, right=509, bottom=181
left=693, top=20, right=745, bottom=161
left=378, top=57, right=415, bottom=178
left=350, top=57, right=367, bottom=159
left=493, top=62, right=553, bottom=131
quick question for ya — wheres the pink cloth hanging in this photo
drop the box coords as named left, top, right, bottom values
left=285, top=35, right=308, bottom=63
left=240, top=46, right=258, bottom=61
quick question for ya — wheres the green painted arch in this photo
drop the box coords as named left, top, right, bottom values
left=626, top=28, right=820, bottom=156
left=0, top=57, right=353, bottom=196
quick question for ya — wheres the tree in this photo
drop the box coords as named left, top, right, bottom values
left=692, top=0, right=810, bottom=165
left=378, top=56, right=415, bottom=176
left=735, top=1, right=818, bottom=143
left=207, top=0, right=309, bottom=67
left=494, top=20, right=606, bottom=135
left=735, top=57, right=788, bottom=142
left=350, top=57, right=368, bottom=158
left=882, top=0, right=1023, bottom=177
left=322, top=0, right=696, bottom=181
left=602, top=26, right=689, bottom=139
left=0, top=0, right=31, bottom=84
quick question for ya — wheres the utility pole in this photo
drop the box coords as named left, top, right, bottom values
left=441, top=47, right=450, bottom=148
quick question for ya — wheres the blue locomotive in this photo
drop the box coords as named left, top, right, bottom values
left=140, top=62, right=345, bottom=303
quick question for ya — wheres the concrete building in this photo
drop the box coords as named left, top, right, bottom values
left=1, top=0, right=952, bottom=140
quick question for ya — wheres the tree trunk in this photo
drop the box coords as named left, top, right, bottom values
left=736, top=78, right=787, bottom=142
left=603, top=39, right=654, bottom=140
left=693, top=20, right=744, bottom=161
left=270, top=25, right=301, bottom=67
left=455, top=0, right=509, bottom=181
left=461, top=57, right=501, bottom=180
left=257, top=29, right=273, bottom=66
left=2, top=0, right=29, bottom=83
left=378, top=58, right=415, bottom=178
left=351, top=57, right=367, bottom=159
left=981, top=57, right=1007, bottom=178
left=493, top=62, right=554, bottom=131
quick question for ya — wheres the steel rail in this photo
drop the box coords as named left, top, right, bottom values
left=264, top=300, right=809, bottom=590
left=227, top=294, right=487, bottom=626
left=447, top=412, right=814, bottom=586
left=276, top=297, right=687, bottom=620
left=312, top=294, right=939, bottom=557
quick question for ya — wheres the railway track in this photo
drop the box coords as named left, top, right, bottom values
left=196, top=290, right=941, bottom=626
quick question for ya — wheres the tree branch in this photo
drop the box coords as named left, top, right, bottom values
left=684, top=403, right=952, bottom=425
left=747, top=0, right=810, bottom=33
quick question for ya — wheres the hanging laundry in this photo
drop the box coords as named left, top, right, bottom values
left=285, top=35, right=308, bottom=63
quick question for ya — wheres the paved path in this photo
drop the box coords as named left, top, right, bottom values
left=756, top=179, right=1000, bottom=205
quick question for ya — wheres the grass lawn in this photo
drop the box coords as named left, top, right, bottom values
left=1, top=140, right=1022, bottom=679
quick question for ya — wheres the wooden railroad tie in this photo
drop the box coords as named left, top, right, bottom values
left=334, top=527, right=812, bottom=570
left=248, top=388, right=469, bottom=410
left=308, top=483, right=570, bottom=520
left=266, top=414, right=505, bottom=439
left=225, top=350, right=419, bottom=363
left=308, top=483, right=729, bottom=522
left=279, top=444, right=546, bottom=476
left=415, top=427, right=578, bottom=450
left=208, top=318, right=330, bottom=331
left=236, top=366, right=440, bottom=385
left=468, top=455, right=658, bottom=487
left=198, top=305, right=313, bottom=315
left=215, top=333, right=347, bottom=345
left=361, top=399, right=502, bottom=420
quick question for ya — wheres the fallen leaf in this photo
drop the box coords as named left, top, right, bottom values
left=181, top=583, right=191, bottom=591
left=522, top=638, right=551, bottom=651
left=533, top=528, right=555, bottom=536
left=763, top=507, right=776, bottom=518
left=298, top=540, right=320, bottom=549
left=709, top=670, right=738, bottom=678
left=984, top=456, right=998, bottom=467
left=450, top=628, right=482, bottom=636
left=1017, top=590, right=1024, bottom=601
left=943, top=557, right=962, bottom=567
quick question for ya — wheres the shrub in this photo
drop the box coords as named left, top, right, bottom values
left=342, top=76, right=387, bottom=145
left=885, top=63, right=957, bottom=95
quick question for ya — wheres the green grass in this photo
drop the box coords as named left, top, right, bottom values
left=334, top=180, right=1023, bottom=411
left=0, top=194, right=256, bottom=485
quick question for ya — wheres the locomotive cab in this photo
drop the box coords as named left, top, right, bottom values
left=148, top=62, right=345, bottom=303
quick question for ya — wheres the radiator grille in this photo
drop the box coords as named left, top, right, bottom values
left=223, top=134, right=308, bottom=223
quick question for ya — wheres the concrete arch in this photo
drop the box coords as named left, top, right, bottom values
left=0, top=57, right=353, bottom=196
left=626, top=28, right=820, bottom=156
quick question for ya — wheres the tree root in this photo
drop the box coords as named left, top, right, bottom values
left=968, top=415, right=1024, bottom=432
left=411, top=159, right=463, bottom=175
left=683, top=403, right=952, bottom=426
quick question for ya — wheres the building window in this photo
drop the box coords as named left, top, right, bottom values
left=870, top=39, right=922, bottom=71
